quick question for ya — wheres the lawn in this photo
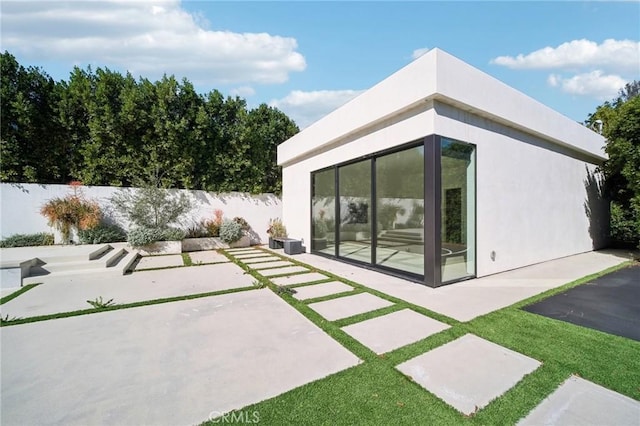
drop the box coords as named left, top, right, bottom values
left=204, top=258, right=640, bottom=425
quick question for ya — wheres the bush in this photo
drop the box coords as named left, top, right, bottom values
left=610, top=202, right=640, bottom=245
left=127, top=227, right=185, bottom=247
left=111, top=185, right=192, bottom=229
left=233, top=217, right=251, bottom=231
left=41, top=190, right=101, bottom=243
left=267, top=218, right=287, bottom=238
left=78, top=224, right=127, bottom=244
left=0, top=233, right=55, bottom=248
left=185, top=222, right=208, bottom=238
left=202, top=219, right=221, bottom=237
left=219, top=219, right=243, bottom=243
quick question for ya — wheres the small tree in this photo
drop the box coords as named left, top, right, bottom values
left=111, top=185, right=192, bottom=230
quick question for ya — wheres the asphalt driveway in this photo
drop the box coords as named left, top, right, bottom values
left=523, top=264, right=640, bottom=341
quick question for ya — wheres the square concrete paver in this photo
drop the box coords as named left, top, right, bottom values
left=251, top=260, right=295, bottom=270
left=518, top=375, right=640, bottom=425
left=292, top=281, right=354, bottom=300
left=234, top=253, right=273, bottom=259
left=308, top=293, right=393, bottom=321
left=135, top=254, right=184, bottom=270
left=242, top=256, right=282, bottom=264
left=0, top=289, right=360, bottom=426
left=342, top=309, right=450, bottom=354
left=271, top=272, right=330, bottom=286
left=188, top=250, right=229, bottom=264
left=259, top=266, right=310, bottom=277
left=396, top=334, right=541, bottom=415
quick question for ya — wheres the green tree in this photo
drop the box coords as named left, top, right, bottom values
left=586, top=81, right=640, bottom=246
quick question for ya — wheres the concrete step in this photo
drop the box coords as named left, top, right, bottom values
left=23, top=247, right=140, bottom=284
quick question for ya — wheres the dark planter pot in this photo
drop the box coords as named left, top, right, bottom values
left=269, top=237, right=284, bottom=249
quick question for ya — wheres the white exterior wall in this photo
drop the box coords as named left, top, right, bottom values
left=278, top=48, right=608, bottom=279
left=282, top=107, right=436, bottom=246
left=0, top=183, right=281, bottom=244
left=434, top=102, right=607, bottom=276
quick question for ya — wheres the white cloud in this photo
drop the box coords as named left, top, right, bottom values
left=270, top=89, right=364, bottom=129
left=230, top=86, right=256, bottom=97
left=491, top=39, right=640, bottom=73
left=412, top=47, right=430, bottom=60
left=1, top=0, right=306, bottom=85
left=547, top=70, right=627, bottom=100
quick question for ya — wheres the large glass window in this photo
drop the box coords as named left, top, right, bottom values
left=311, top=169, right=336, bottom=254
left=441, top=138, right=476, bottom=282
left=338, top=160, right=372, bottom=263
left=375, top=146, right=424, bottom=276
left=310, top=135, right=475, bottom=287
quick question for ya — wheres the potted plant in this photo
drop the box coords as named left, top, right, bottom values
left=267, top=218, right=287, bottom=249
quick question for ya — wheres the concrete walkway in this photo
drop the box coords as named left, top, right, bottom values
left=270, top=249, right=632, bottom=321
left=1, top=289, right=360, bottom=426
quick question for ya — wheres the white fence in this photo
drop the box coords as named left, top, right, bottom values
left=0, top=183, right=282, bottom=244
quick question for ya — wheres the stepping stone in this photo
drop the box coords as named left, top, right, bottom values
left=225, top=248, right=256, bottom=253
left=308, top=293, right=393, bottom=321
left=135, top=254, right=184, bottom=270
left=259, top=266, right=309, bottom=277
left=342, top=309, right=450, bottom=354
left=188, top=250, right=229, bottom=264
left=292, top=281, right=353, bottom=300
left=518, top=375, right=640, bottom=425
left=243, top=256, right=282, bottom=264
left=271, top=272, right=329, bottom=287
left=396, top=334, right=540, bottom=415
left=234, top=253, right=272, bottom=259
left=251, top=261, right=295, bottom=270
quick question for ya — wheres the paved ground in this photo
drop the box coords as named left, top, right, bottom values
left=270, top=249, right=633, bottom=321
left=2, top=245, right=637, bottom=425
left=1, top=289, right=360, bottom=426
left=523, top=264, right=640, bottom=341
left=1, top=263, right=254, bottom=318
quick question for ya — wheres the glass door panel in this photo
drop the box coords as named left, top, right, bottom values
left=338, top=160, right=372, bottom=263
left=311, top=169, right=336, bottom=254
left=375, top=146, right=425, bottom=276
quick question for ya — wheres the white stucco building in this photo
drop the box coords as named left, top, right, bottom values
left=277, top=48, right=608, bottom=287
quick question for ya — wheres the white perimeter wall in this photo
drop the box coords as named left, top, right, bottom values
left=0, top=183, right=282, bottom=244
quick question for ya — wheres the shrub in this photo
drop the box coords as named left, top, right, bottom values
left=219, top=219, right=243, bottom=243
left=78, top=224, right=127, bottom=244
left=40, top=184, right=101, bottom=243
left=111, top=185, right=191, bottom=229
left=0, top=233, right=55, bottom=248
left=610, top=202, right=640, bottom=246
left=267, top=218, right=287, bottom=238
left=202, top=219, right=221, bottom=237
left=185, top=222, right=208, bottom=238
left=233, top=216, right=251, bottom=231
left=127, top=227, right=185, bottom=247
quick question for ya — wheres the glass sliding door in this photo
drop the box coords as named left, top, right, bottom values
left=375, top=145, right=425, bottom=276
left=338, top=160, right=372, bottom=263
left=440, top=138, right=476, bottom=282
left=311, top=168, right=336, bottom=254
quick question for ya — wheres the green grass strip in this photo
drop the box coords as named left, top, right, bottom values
left=0, top=283, right=40, bottom=305
left=0, top=285, right=257, bottom=327
left=181, top=252, right=193, bottom=266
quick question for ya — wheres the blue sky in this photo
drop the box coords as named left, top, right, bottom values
left=2, top=1, right=639, bottom=128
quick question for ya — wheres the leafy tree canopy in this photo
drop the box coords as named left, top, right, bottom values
left=0, top=51, right=299, bottom=193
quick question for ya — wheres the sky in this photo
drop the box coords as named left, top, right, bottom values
left=2, top=1, right=639, bottom=129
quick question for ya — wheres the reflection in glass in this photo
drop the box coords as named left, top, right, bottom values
left=311, top=169, right=336, bottom=254
left=441, top=138, right=475, bottom=282
left=338, top=160, right=372, bottom=262
left=375, top=146, right=425, bottom=276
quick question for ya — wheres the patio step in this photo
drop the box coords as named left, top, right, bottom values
left=22, top=246, right=140, bottom=285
